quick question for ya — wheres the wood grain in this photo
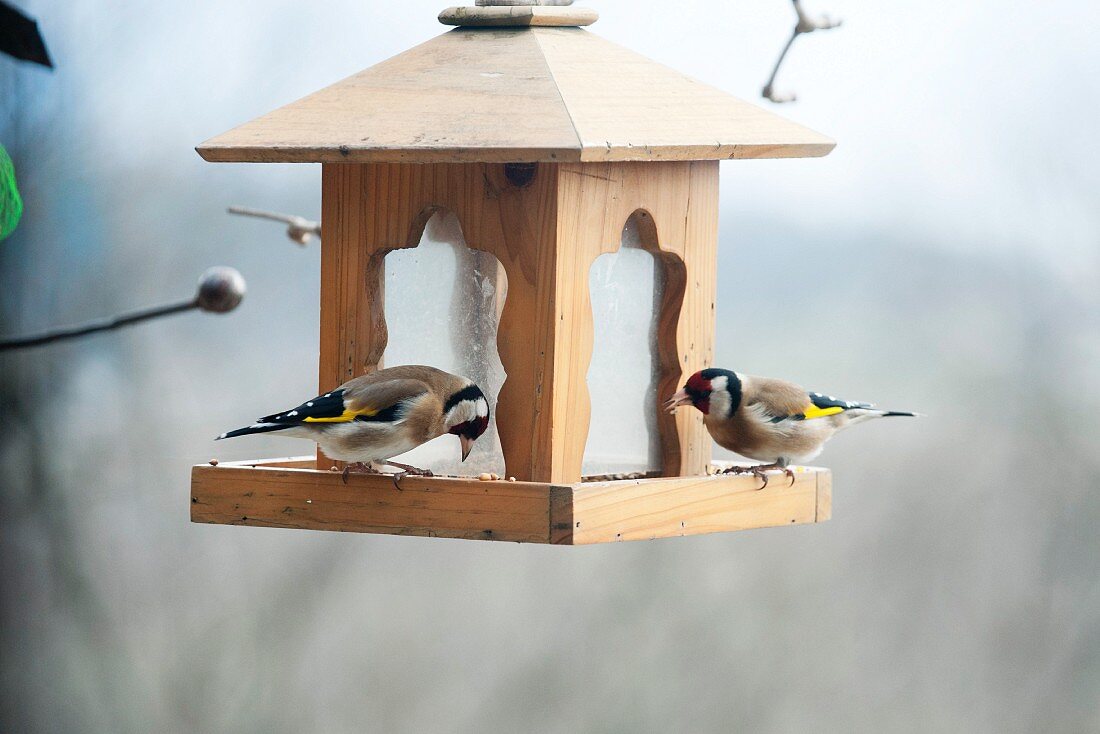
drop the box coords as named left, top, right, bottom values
left=549, top=485, right=574, bottom=544
left=532, top=27, right=835, bottom=161
left=198, top=29, right=577, bottom=164
left=196, top=27, right=833, bottom=164
left=192, top=463, right=552, bottom=543
left=191, top=459, right=831, bottom=543
left=816, top=469, right=832, bottom=522
left=322, top=162, right=563, bottom=482
left=552, top=161, right=718, bottom=479
left=318, top=164, right=384, bottom=468
left=570, top=468, right=822, bottom=544
left=439, top=6, right=598, bottom=27
left=317, top=161, right=715, bottom=483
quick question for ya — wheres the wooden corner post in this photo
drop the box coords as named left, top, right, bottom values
left=317, top=161, right=717, bottom=482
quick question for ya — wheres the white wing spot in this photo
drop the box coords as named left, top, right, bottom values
left=288, top=411, right=299, bottom=417
left=306, top=402, right=313, bottom=407
left=323, top=394, right=331, bottom=398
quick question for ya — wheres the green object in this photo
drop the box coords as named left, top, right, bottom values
left=0, top=144, right=23, bottom=240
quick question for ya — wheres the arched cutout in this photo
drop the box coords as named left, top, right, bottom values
left=582, top=212, right=668, bottom=476
left=380, top=209, right=508, bottom=476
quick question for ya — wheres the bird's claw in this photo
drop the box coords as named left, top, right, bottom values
left=382, top=462, right=433, bottom=490
left=719, top=463, right=796, bottom=490
left=338, top=461, right=434, bottom=489
left=341, top=462, right=378, bottom=485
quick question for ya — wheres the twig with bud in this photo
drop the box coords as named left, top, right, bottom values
left=227, top=205, right=321, bottom=246
left=0, top=267, right=246, bottom=351
left=762, top=0, right=842, bottom=103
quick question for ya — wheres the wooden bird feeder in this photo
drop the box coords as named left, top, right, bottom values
left=190, top=3, right=836, bottom=544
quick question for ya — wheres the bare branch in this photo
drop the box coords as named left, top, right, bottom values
left=0, top=267, right=245, bottom=351
left=762, top=0, right=842, bottom=104
left=228, top=205, right=321, bottom=246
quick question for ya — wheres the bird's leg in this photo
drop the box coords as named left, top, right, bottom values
left=719, top=463, right=769, bottom=490
left=771, top=458, right=797, bottom=487
left=377, top=460, right=434, bottom=490
left=380, top=461, right=433, bottom=477
left=341, top=461, right=379, bottom=485
left=720, top=462, right=796, bottom=489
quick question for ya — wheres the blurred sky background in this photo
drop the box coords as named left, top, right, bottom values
left=1, top=0, right=1098, bottom=731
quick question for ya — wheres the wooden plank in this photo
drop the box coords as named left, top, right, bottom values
left=534, top=28, right=835, bottom=162
left=549, top=485, right=574, bottom=544
left=439, top=6, right=598, bottom=27
left=198, top=29, right=580, bottom=164
left=570, top=468, right=824, bottom=544
left=552, top=161, right=716, bottom=479
left=318, top=164, right=383, bottom=469
left=326, top=162, right=565, bottom=483
left=191, top=463, right=552, bottom=543
left=816, top=469, right=832, bottom=522
left=676, top=161, right=720, bottom=475
left=190, top=459, right=830, bottom=542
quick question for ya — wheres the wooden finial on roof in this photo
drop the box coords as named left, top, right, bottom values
left=440, top=2, right=597, bottom=27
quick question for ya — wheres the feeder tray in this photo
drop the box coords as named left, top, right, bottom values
left=192, top=458, right=830, bottom=544
left=191, top=5, right=836, bottom=543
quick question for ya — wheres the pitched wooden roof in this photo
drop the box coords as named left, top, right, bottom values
left=197, top=27, right=834, bottom=164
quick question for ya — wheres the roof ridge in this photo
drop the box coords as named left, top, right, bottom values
left=531, top=27, right=584, bottom=157
left=197, top=27, right=833, bottom=164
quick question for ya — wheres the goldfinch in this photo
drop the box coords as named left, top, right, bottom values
left=217, top=365, right=490, bottom=480
left=665, top=368, right=917, bottom=486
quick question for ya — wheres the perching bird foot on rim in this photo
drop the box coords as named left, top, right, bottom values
left=719, top=462, right=796, bottom=490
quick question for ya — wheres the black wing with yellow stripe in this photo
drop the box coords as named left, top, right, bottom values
left=807, top=392, right=874, bottom=415
left=768, top=392, right=875, bottom=423
left=218, top=378, right=432, bottom=440
left=260, top=388, right=406, bottom=425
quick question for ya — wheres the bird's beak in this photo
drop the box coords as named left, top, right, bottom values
left=664, top=389, right=693, bottom=414
left=460, top=435, right=475, bottom=462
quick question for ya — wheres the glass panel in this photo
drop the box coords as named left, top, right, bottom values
left=381, top=210, right=507, bottom=476
left=583, top=214, right=663, bottom=476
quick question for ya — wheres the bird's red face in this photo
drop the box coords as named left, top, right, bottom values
left=665, top=371, right=713, bottom=415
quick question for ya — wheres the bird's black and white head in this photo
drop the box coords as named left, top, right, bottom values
left=665, top=368, right=743, bottom=417
left=443, top=383, right=490, bottom=461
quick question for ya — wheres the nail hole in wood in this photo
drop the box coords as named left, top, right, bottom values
left=504, top=162, right=536, bottom=188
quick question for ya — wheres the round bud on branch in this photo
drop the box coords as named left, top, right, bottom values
left=195, top=267, right=246, bottom=313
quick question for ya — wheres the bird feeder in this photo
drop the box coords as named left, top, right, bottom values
left=190, top=4, right=835, bottom=543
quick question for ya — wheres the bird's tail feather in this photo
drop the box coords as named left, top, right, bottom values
left=216, top=423, right=296, bottom=440
left=839, top=408, right=923, bottom=429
